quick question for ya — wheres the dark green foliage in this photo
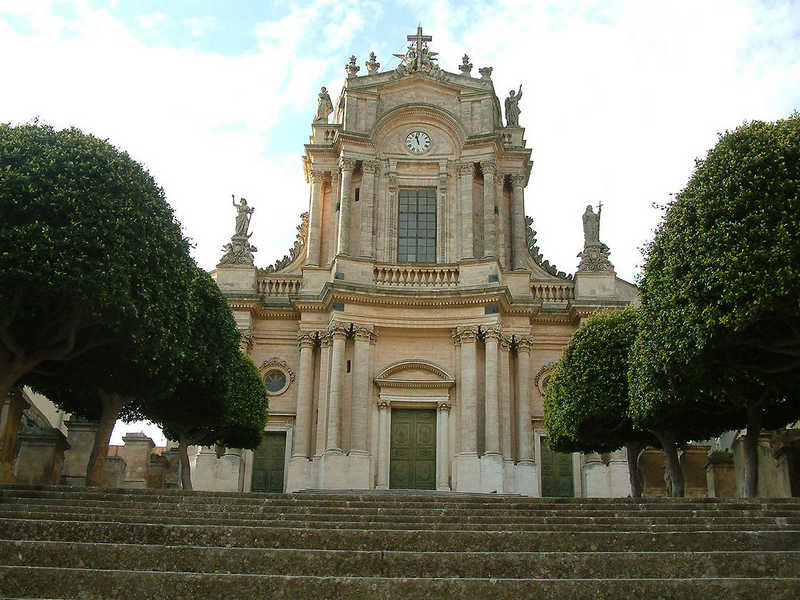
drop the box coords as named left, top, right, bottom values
left=219, top=353, right=270, bottom=450
left=544, top=307, right=652, bottom=454
left=0, top=122, right=194, bottom=402
left=629, top=115, right=800, bottom=495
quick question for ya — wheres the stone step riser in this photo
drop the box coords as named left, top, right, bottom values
left=3, top=519, right=798, bottom=552
left=0, top=505, right=800, bottom=530
left=1, top=512, right=795, bottom=532
left=3, top=542, right=798, bottom=580
left=2, top=567, right=799, bottom=600
left=4, top=498, right=800, bottom=520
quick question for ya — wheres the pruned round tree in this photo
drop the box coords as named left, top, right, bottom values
left=544, top=307, right=655, bottom=497
left=0, top=122, right=196, bottom=484
left=629, top=114, right=800, bottom=497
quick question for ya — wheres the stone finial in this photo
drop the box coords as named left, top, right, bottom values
left=366, top=51, right=380, bottom=74
left=478, top=66, right=493, bottom=80
left=459, top=54, right=473, bottom=76
left=346, top=55, right=360, bottom=78
left=219, top=195, right=257, bottom=266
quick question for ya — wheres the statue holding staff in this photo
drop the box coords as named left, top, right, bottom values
left=232, top=195, right=254, bottom=237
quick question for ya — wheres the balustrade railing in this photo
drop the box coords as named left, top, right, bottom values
left=374, top=264, right=459, bottom=287
left=531, top=281, right=574, bottom=301
left=258, top=276, right=302, bottom=296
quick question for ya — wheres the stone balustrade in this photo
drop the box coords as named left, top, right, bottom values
left=531, top=281, right=574, bottom=301
left=374, top=264, right=459, bottom=287
left=257, top=276, right=302, bottom=296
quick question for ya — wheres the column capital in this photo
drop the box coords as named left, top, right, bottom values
left=452, top=326, right=479, bottom=345
left=339, top=156, right=357, bottom=172
left=515, top=335, right=533, bottom=353
left=377, top=398, right=391, bottom=410
left=437, top=401, right=451, bottom=412
left=482, top=325, right=503, bottom=342
left=353, top=324, right=377, bottom=343
left=319, top=331, right=332, bottom=347
left=361, top=159, right=379, bottom=175
left=510, top=173, right=526, bottom=187
left=310, top=169, right=326, bottom=183
left=297, top=331, right=317, bottom=349
left=328, top=322, right=350, bottom=339
left=499, top=335, right=513, bottom=352
left=456, top=161, right=474, bottom=177
left=480, top=160, right=497, bottom=177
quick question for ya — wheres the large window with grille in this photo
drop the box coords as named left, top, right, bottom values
left=398, top=188, right=436, bottom=263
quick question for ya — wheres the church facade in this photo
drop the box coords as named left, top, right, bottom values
left=212, top=29, right=637, bottom=497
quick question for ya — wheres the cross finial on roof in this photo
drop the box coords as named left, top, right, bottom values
left=407, top=25, right=432, bottom=71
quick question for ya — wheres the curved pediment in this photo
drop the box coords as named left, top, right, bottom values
left=375, top=359, right=455, bottom=390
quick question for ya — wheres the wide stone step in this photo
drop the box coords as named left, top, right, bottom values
left=0, top=509, right=795, bottom=532
left=3, top=541, right=799, bottom=580
left=3, top=519, right=798, bottom=552
left=1, top=567, right=798, bottom=600
left=3, top=494, right=799, bottom=520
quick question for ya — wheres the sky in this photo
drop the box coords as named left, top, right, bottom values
left=2, top=0, right=799, bottom=444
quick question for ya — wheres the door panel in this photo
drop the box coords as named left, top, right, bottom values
left=540, top=437, right=574, bottom=497
left=390, top=409, right=436, bottom=490
left=251, top=432, right=286, bottom=493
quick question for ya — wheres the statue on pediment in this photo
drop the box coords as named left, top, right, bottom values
left=505, top=85, right=523, bottom=127
left=314, top=87, right=333, bottom=123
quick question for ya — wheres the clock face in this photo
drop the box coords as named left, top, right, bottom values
left=405, top=130, right=431, bottom=154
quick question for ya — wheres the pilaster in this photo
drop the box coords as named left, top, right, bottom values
left=481, top=161, right=497, bottom=258
left=337, top=157, right=356, bottom=256
left=457, top=161, right=474, bottom=259
left=359, top=160, right=378, bottom=259
left=510, top=174, right=527, bottom=269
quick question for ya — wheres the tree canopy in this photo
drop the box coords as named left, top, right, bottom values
left=544, top=307, right=654, bottom=496
left=1, top=122, right=197, bottom=484
left=628, top=114, right=800, bottom=496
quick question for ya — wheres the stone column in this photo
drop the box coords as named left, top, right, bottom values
left=514, top=335, right=536, bottom=496
left=351, top=326, right=374, bottom=454
left=62, top=417, right=100, bottom=486
left=499, top=336, right=513, bottom=458
left=336, top=157, right=356, bottom=256
left=457, top=162, right=474, bottom=259
left=438, top=164, right=450, bottom=262
left=314, top=333, right=332, bottom=458
left=437, top=401, right=451, bottom=491
left=359, top=161, right=378, bottom=259
left=515, top=336, right=533, bottom=463
left=481, top=161, right=497, bottom=258
left=510, top=174, right=527, bottom=269
left=307, top=169, right=325, bottom=265
left=293, top=332, right=316, bottom=459
left=376, top=398, right=391, bottom=489
left=0, top=389, right=29, bottom=483
left=482, top=326, right=503, bottom=492
left=121, top=433, right=154, bottom=489
left=325, top=324, right=348, bottom=454
left=453, top=326, right=481, bottom=491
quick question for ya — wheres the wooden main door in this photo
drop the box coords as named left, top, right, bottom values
left=390, top=409, right=436, bottom=490
left=540, top=437, right=575, bottom=497
left=250, top=432, right=286, bottom=493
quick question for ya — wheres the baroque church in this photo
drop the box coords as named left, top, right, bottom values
left=211, top=28, right=638, bottom=497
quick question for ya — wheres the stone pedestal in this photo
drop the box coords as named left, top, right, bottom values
left=13, top=427, right=69, bottom=485
left=148, top=454, right=170, bottom=489
left=121, top=433, right=154, bottom=489
left=161, top=448, right=182, bottom=489
left=62, top=418, right=100, bottom=486
left=706, top=450, right=736, bottom=498
left=192, top=446, right=243, bottom=492
left=480, top=453, right=504, bottom=493
left=513, top=460, right=538, bottom=496
left=1, top=390, right=29, bottom=483
left=453, top=453, right=481, bottom=492
left=286, top=456, right=312, bottom=492
left=103, top=456, right=127, bottom=488
left=683, top=445, right=710, bottom=497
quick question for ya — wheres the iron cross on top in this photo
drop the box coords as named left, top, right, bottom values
left=407, top=25, right=432, bottom=70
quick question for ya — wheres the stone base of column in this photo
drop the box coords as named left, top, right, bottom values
left=320, top=450, right=348, bottom=489
left=348, top=450, right=371, bottom=489
left=192, top=447, right=242, bottom=492
left=453, top=452, right=481, bottom=492
left=503, top=458, right=515, bottom=493
left=286, top=456, right=312, bottom=492
left=514, top=460, right=539, bottom=497
left=480, top=452, right=504, bottom=493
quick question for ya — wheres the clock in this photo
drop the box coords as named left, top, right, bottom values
left=405, top=130, right=431, bottom=154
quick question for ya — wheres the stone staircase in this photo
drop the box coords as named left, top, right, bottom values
left=0, top=485, right=798, bottom=599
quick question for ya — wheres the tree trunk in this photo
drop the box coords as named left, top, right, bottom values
left=742, top=404, right=764, bottom=498
left=651, top=429, right=685, bottom=497
left=624, top=441, right=646, bottom=498
left=85, top=391, right=124, bottom=487
left=178, top=434, right=193, bottom=491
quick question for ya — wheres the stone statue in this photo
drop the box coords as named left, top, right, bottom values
left=232, top=195, right=254, bottom=237
left=582, top=203, right=601, bottom=246
left=505, top=85, right=522, bottom=127
left=314, top=87, right=333, bottom=123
